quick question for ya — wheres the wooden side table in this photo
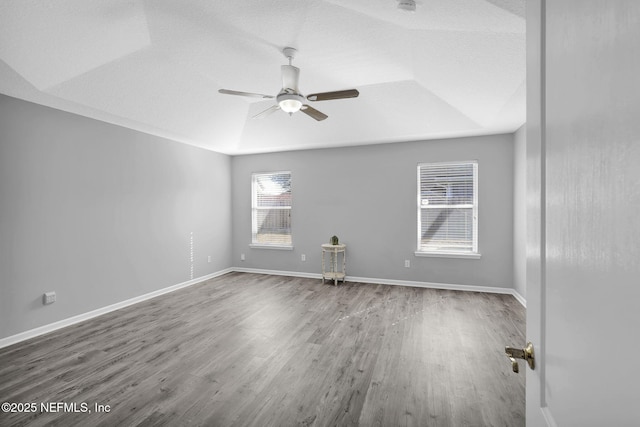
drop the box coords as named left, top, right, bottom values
left=321, top=243, right=346, bottom=286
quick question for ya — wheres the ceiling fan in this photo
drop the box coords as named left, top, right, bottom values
left=218, top=47, right=359, bottom=121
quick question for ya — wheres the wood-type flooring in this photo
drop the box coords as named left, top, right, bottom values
left=0, top=272, right=525, bottom=426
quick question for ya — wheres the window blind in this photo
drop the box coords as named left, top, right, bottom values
left=252, top=172, right=292, bottom=246
left=417, top=161, right=477, bottom=253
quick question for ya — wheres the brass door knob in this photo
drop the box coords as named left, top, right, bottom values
left=505, top=342, right=535, bottom=373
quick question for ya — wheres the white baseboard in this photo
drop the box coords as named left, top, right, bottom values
left=232, top=267, right=322, bottom=280
left=231, top=267, right=527, bottom=306
left=511, top=290, right=526, bottom=308
left=0, top=268, right=233, bottom=349
left=1, top=266, right=526, bottom=349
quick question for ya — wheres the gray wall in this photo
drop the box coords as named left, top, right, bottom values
left=0, top=95, right=232, bottom=339
left=232, top=135, right=515, bottom=289
left=513, top=124, right=527, bottom=299
left=1, top=93, right=521, bottom=341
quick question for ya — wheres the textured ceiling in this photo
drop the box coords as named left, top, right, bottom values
left=0, top=0, right=525, bottom=155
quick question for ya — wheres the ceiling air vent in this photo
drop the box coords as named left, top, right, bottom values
left=398, top=0, right=416, bottom=12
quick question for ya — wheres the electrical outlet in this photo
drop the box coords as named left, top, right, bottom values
left=404, top=260, right=411, bottom=268
left=301, top=254, right=306, bottom=261
left=207, top=255, right=212, bottom=263
left=241, top=253, right=245, bottom=261
left=43, top=291, right=56, bottom=305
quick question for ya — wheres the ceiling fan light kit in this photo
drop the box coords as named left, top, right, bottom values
left=218, top=47, right=359, bottom=121
left=277, top=93, right=304, bottom=113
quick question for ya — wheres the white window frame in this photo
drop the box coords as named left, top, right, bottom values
left=415, top=161, right=480, bottom=259
left=250, top=171, right=293, bottom=250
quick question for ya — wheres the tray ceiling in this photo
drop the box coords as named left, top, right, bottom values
left=0, top=0, right=525, bottom=155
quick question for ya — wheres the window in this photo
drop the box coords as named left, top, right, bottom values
left=417, top=161, right=479, bottom=258
left=251, top=171, right=292, bottom=248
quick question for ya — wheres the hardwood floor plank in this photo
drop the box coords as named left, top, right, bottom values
left=0, top=272, right=525, bottom=426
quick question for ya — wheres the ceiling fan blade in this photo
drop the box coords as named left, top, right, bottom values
left=300, top=105, right=328, bottom=121
left=306, top=89, right=359, bottom=102
left=219, top=89, right=274, bottom=99
left=281, top=65, right=300, bottom=92
left=252, top=105, right=280, bottom=119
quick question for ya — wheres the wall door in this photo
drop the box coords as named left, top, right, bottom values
left=525, top=1, right=640, bottom=425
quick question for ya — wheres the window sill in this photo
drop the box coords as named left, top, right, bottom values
left=414, top=251, right=481, bottom=259
left=250, top=244, right=294, bottom=251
